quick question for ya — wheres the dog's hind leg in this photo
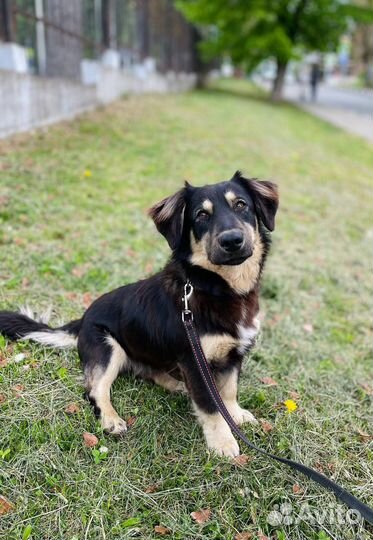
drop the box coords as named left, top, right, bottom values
left=80, top=332, right=128, bottom=435
left=152, top=372, right=187, bottom=393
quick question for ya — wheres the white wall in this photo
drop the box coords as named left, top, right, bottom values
left=0, top=64, right=196, bottom=138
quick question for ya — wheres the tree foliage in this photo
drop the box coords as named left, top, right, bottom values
left=177, top=0, right=373, bottom=97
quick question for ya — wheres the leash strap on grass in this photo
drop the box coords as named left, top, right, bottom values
left=182, top=310, right=373, bottom=525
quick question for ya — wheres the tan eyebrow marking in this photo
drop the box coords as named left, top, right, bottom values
left=224, top=190, right=236, bottom=204
left=202, top=199, right=213, bottom=213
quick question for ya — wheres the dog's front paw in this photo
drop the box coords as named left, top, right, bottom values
left=197, top=409, right=240, bottom=458
left=207, top=434, right=240, bottom=458
left=228, top=403, right=258, bottom=426
left=101, top=414, right=127, bottom=435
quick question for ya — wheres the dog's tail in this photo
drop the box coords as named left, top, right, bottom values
left=0, top=306, right=82, bottom=348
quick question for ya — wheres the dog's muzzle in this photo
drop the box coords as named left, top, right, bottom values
left=211, top=228, right=253, bottom=265
left=218, top=229, right=244, bottom=253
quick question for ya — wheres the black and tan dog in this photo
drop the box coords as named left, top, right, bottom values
left=0, top=171, right=278, bottom=457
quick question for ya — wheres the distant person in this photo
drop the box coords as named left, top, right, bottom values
left=310, top=63, right=321, bottom=102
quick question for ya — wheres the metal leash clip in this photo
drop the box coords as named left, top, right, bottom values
left=182, top=280, right=194, bottom=322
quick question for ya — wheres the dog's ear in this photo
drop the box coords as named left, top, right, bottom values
left=231, top=171, right=279, bottom=231
left=148, top=188, right=186, bottom=250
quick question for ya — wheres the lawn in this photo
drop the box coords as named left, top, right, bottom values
left=0, top=80, right=372, bottom=540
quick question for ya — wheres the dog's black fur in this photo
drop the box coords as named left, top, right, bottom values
left=0, top=171, right=278, bottom=456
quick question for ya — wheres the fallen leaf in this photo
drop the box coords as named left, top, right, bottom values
left=66, top=292, right=78, bottom=302
left=292, top=483, right=304, bottom=494
left=83, top=432, right=98, bottom=447
left=0, top=355, right=8, bottom=368
left=284, top=399, right=298, bottom=413
left=289, top=391, right=300, bottom=400
left=72, top=266, right=86, bottom=278
left=154, top=525, right=171, bottom=535
left=232, top=454, right=251, bottom=467
left=260, top=376, right=278, bottom=386
left=267, top=314, right=282, bottom=327
left=0, top=495, right=14, bottom=515
left=234, top=533, right=253, bottom=540
left=0, top=195, right=10, bottom=204
left=257, top=533, right=269, bottom=540
left=82, top=292, right=93, bottom=308
left=260, top=419, right=273, bottom=433
left=303, top=323, right=313, bottom=333
left=126, top=416, right=137, bottom=427
left=360, top=383, right=373, bottom=395
left=12, top=384, right=25, bottom=397
left=145, top=484, right=158, bottom=494
left=14, top=237, right=26, bottom=246
left=23, top=158, right=35, bottom=168
left=0, top=394, right=6, bottom=404
left=65, top=403, right=80, bottom=414
left=356, top=429, right=373, bottom=442
left=190, top=508, right=211, bottom=524
left=145, top=262, right=154, bottom=274
left=22, top=277, right=30, bottom=288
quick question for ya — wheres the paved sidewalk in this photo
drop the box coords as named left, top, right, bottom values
left=283, top=83, right=373, bottom=143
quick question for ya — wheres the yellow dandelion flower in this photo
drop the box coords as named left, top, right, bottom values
left=284, top=399, right=298, bottom=413
left=83, top=169, right=92, bottom=177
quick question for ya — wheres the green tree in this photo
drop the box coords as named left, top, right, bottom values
left=177, top=0, right=373, bottom=100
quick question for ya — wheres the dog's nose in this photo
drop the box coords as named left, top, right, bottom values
left=218, top=230, right=244, bottom=252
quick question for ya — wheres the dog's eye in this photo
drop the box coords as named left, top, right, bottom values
left=234, top=199, right=247, bottom=211
left=196, top=209, right=210, bottom=221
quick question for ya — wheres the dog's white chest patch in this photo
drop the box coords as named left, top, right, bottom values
left=237, top=316, right=260, bottom=354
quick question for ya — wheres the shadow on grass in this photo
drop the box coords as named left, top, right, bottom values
left=200, top=79, right=356, bottom=143
left=199, top=79, right=294, bottom=111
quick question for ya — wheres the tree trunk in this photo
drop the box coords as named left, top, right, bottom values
left=271, top=60, right=288, bottom=101
left=191, top=27, right=209, bottom=89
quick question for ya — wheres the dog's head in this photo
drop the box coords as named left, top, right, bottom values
left=149, top=171, right=278, bottom=267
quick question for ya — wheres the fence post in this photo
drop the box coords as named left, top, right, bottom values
left=35, top=0, right=46, bottom=75
left=102, top=0, right=110, bottom=48
left=0, top=0, right=15, bottom=42
left=136, top=0, right=149, bottom=60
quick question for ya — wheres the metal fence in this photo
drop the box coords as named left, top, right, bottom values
left=0, top=0, right=199, bottom=79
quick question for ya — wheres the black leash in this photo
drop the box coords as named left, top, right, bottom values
left=181, top=281, right=373, bottom=525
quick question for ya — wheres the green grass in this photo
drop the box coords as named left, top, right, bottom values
left=0, top=80, right=372, bottom=540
